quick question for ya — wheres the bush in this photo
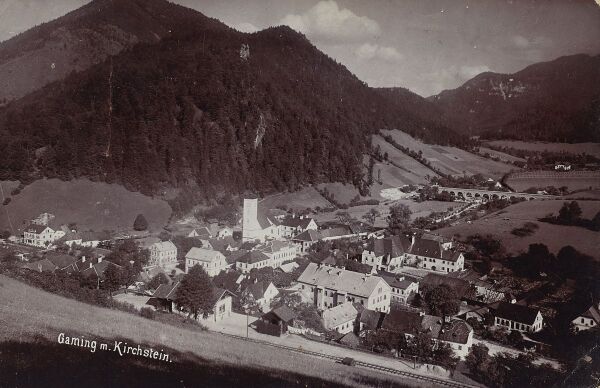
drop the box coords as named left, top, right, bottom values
left=2, top=198, right=11, bottom=206
left=140, top=307, right=156, bottom=320
left=133, top=214, right=148, bottom=231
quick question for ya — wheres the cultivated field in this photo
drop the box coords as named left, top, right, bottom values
left=381, top=130, right=517, bottom=179
left=506, top=170, right=600, bottom=192
left=0, top=275, right=431, bottom=388
left=485, top=140, right=600, bottom=158
left=0, top=178, right=172, bottom=233
left=436, top=200, right=600, bottom=258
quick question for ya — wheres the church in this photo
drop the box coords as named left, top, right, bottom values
left=242, top=198, right=281, bottom=242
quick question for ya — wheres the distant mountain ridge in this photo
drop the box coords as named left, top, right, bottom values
left=0, top=0, right=226, bottom=103
left=430, top=54, right=600, bottom=142
left=0, top=0, right=461, bottom=206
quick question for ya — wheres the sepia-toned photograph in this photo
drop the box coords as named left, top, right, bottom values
left=0, top=1, right=599, bottom=387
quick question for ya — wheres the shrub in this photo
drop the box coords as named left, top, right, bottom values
left=140, top=307, right=156, bottom=320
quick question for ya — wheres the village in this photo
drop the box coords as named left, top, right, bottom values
left=1, top=187, right=597, bottom=384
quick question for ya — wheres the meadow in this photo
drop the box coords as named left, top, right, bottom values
left=0, top=178, right=172, bottom=233
left=485, top=140, right=600, bottom=158
left=506, top=171, right=600, bottom=192
left=436, top=200, right=600, bottom=258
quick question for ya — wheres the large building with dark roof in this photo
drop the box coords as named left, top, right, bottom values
left=493, top=301, right=543, bottom=333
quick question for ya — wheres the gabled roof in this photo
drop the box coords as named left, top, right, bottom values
left=245, top=281, right=276, bottom=300
left=256, top=206, right=280, bottom=229
left=21, top=259, right=57, bottom=273
left=238, top=251, right=270, bottom=264
left=381, top=310, right=423, bottom=334
left=212, top=271, right=243, bottom=293
left=421, top=233, right=452, bottom=244
left=293, top=230, right=321, bottom=242
left=320, top=226, right=352, bottom=239
left=441, top=250, right=463, bottom=262
left=323, top=302, right=359, bottom=329
left=297, top=262, right=386, bottom=298
left=153, top=281, right=181, bottom=300
left=366, top=236, right=410, bottom=258
left=150, top=241, right=177, bottom=252
left=359, top=309, right=385, bottom=330
left=224, top=249, right=248, bottom=265
left=494, top=302, right=540, bottom=325
left=260, top=240, right=295, bottom=254
left=378, top=271, right=419, bottom=290
left=409, top=238, right=442, bottom=258
left=25, top=224, right=52, bottom=234
left=213, top=287, right=236, bottom=302
left=80, top=260, right=121, bottom=280
left=279, top=261, right=300, bottom=273
left=280, top=216, right=315, bottom=229
left=579, top=304, right=600, bottom=323
left=185, top=247, right=224, bottom=263
left=266, top=305, right=297, bottom=323
left=438, top=320, right=472, bottom=344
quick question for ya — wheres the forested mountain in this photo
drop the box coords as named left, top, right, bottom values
left=0, top=0, right=226, bottom=103
left=430, top=54, right=600, bottom=142
left=0, top=0, right=461, bottom=203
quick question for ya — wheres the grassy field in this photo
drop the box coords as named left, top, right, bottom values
left=259, top=186, right=332, bottom=211
left=0, top=178, right=172, bottom=233
left=505, top=171, right=600, bottom=192
left=381, top=130, right=516, bottom=179
left=485, top=140, right=600, bottom=158
left=0, top=275, right=423, bottom=387
left=478, top=147, right=526, bottom=164
left=436, top=200, right=600, bottom=258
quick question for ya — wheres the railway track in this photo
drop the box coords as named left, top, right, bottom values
left=218, top=332, right=479, bottom=388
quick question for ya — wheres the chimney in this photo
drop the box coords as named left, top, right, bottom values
left=419, top=311, right=425, bottom=317
left=98, top=257, right=102, bottom=263
left=411, top=234, right=416, bottom=247
left=89, top=262, right=93, bottom=269
left=81, top=256, right=86, bottom=262
left=444, top=316, right=451, bottom=323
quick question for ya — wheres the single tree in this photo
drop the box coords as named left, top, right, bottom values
left=362, top=208, right=380, bottom=225
left=387, top=203, right=412, bottom=232
left=148, top=272, right=170, bottom=290
left=103, top=264, right=123, bottom=293
left=175, top=265, right=215, bottom=319
left=424, top=284, right=460, bottom=318
left=133, top=214, right=149, bottom=231
left=335, top=211, right=352, bottom=225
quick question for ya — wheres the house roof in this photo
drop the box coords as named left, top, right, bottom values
left=267, top=305, right=297, bottom=323
left=321, top=255, right=337, bottom=266
left=359, top=309, right=385, bottom=330
left=339, top=332, right=361, bottom=347
left=256, top=206, right=280, bottom=229
left=323, top=302, right=359, bottom=330
left=150, top=241, right=177, bottom=252
left=297, top=262, right=386, bottom=298
left=381, top=310, right=423, bottom=334
left=212, top=271, right=243, bottom=293
left=293, top=230, right=321, bottom=242
left=260, top=240, right=295, bottom=254
left=438, top=320, right=472, bottom=345
left=441, top=250, right=463, bottom=262
left=421, top=233, right=452, bottom=244
left=45, top=253, right=77, bottom=270
left=379, top=271, right=418, bottom=290
left=279, top=261, right=300, bottom=273
left=494, top=302, right=540, bottom=325
left=245, top=281, right=276, bottom=300
left=224, top=249, right=248, bottom=265
left=580, top=305, right=600, bottom=323
left=208, top=236, right=241, bottom=253
left=25, top=224, right=52, bottom=234
left=280, top=216, right=315, bottom=229
left=213, top=287, right=236, bottom=302
left=320, top=226, right=352, bottom=239
left=366, top=236, right=410, bottom=258
left=238, top=251, right=270, bottom=264
left=409, top=238, right=442, bottom=258
left=153, top=282, right=181, bottom=300
left=80, top=260, right=121, bottom=280
left=185, top=247, right=224, bottom=263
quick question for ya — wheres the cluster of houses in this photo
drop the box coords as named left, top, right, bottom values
left=11, top=203, right=600, bottom=364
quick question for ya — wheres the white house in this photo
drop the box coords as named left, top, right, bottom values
left=242, top=281, right=279, bottom=313
left=23, top=224, right=59, bottom=247
left=406, top=237, right=464, bottom=273
left=216, top=227, right=234, bottom=239
left=185, top=247, right=228, bottom=277
left=571, top=303, right=600, bottom=332
left=148, top=240, right=178, bottom=269
left=236, top=241, right=297, bottom=273
left=292, top=230, right=321, bottom=253
left=323, top=302, right=359, bottom=334
left=297, top=262, right=391, bottom=313
left=279, top=216, right=318, bottom=238
left=361, top=236, right=411, bottom=272
left=379, top=272, right=419, bottom=304
left=493, top=302, right=543, bottom=333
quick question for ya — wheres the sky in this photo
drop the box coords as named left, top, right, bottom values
left=1, top=0, right=599, bottom=96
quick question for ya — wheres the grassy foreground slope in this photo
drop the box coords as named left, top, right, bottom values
left=0, top=178, right=171, bottom=232
left=0, top=275, right=418, bottom=388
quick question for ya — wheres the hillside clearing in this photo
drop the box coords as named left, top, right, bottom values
left=506, top=171, right=600, bottom=192
left=0, top=178, right=171, bottom=233
left=485, top=140, right=600, bottom=158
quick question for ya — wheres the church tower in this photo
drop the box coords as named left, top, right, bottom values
left=242, top=198, right=261, bottom=241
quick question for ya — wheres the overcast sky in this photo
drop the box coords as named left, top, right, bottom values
left=1, top=0, right=599, bottom=96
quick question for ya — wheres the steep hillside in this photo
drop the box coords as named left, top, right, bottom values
left=0, top=0, right=462, bottom=204
left=0, top=0, right=227, bottom=103
left=431, top=54, right=600, bottom=142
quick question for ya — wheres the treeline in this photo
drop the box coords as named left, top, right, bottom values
left=539, top=201, right=600, bottom=231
